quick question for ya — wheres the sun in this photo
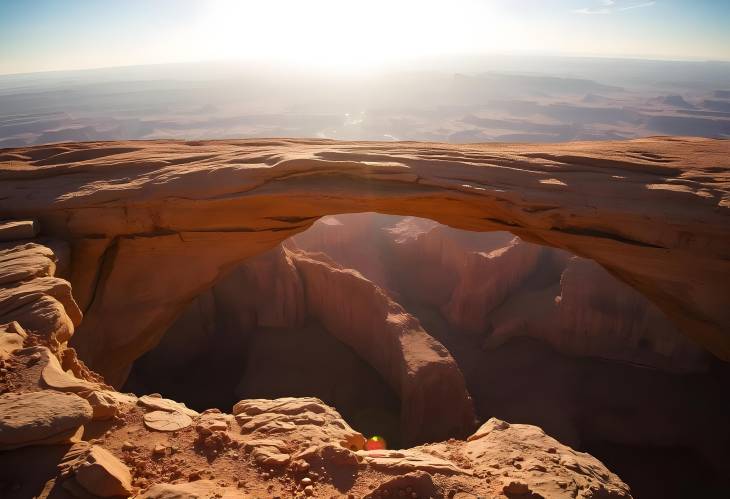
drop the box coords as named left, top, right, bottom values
left=195, top=0, right=501, bottom=69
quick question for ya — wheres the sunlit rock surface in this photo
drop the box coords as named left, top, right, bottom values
left=1, top=138, right=728, bottom=385
left=0, top=219, right=632, bottom=498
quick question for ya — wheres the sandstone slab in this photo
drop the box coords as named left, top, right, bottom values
left=143, top=410, right=193, bottom=432
left=59, top=442, right=134, bottom=497
left=0, top=138, right=726, bottom=384
left=138, top=394, right=199, bottom=417
left=234, top=397, right=366, bottom=451
left=0, top=390, right=92, bottom=450
left=0, top=220, right=38, bottom=242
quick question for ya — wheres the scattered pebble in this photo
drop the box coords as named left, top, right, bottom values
left=303, top=485, right=314, bottom=496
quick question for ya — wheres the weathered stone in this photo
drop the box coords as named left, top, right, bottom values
left=356, top=449, right=472, bottom=475
left=0, top=390, right=92, bottom=450
left=0, top=138, right=725, bottom=385
left=0, top=321, right=26, bottom=359
left=59, top=442, right=134, bottom=497
left=41, top=347, right=99, bottom=393
left=138, top=394, right=199, bottom=417
left=233, top=397, right=366, bottom=451
left=0, top=220, right=38, bottom=242
left=139, top=480, right=250, bottom=498
left=84, top=390, right=120, bottom=420
left=144, top=410, right=193, bottom=432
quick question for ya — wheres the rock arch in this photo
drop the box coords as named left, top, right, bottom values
left=1, top=137, right=728, bottom=387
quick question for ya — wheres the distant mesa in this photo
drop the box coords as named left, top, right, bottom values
left=653, top=95, right=694, bottom=108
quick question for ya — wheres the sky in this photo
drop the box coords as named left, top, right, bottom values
left=1, top=0, right=729, bottom=75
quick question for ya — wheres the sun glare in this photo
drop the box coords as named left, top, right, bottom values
left=196, top=0, right=502, bottom=69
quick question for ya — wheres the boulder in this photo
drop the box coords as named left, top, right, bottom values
left=233, top=397, right=366, bottom=452
left=59, top=442, right=134, bottom=497
left=0, top=220, right=38, bottom=242
left=0, top=390, right=92, bottom=450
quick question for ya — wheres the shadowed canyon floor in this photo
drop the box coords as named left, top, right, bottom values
left=0, top=137, right=729, bottom=498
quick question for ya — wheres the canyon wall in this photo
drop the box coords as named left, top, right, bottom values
left=110, top=211, right=730, bottom=494
left=289, top=250, right=475, bottom=444
left=138, top=245, right=475, bottom=446
left=0, top=220, right=632, bottom=498
left=288, top=213, right=706, bottom=371
left=0, top=137, right=728, bottom=385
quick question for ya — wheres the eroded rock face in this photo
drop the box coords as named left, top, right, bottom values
left=0, top=138, right=728, bottom=385
left=462, top=418, right=630, bottom=498
left=485, top=255, right=706, bottom=369
left=139, top=244, right=475, bottom=446
left=290, top=250, right=476, bottom=445
left=379, top=216, right=706, bottom=371
left=59, top=442, right=135, bottom=498
left=208, top=213, right=702, bottom=373
left=0, top=390, right=92, bottom=450
left=0, top=218, right=634, bottom=498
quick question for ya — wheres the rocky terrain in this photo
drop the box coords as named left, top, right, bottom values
left=0, top=137, right=729, bottom=498
left=0, top=219, right=632, bottom=498
left=1, top=137, right=728, bottom=387
left=130, top=212, right=730, bottom=497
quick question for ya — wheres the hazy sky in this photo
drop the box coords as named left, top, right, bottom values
left=1, top=0, right=729, bottom=75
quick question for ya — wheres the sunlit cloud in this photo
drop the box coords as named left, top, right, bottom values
left=574, top=0, right=656, bottom=15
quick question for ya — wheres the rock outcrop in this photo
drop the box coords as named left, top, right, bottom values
left=378, top=215, right=706, bottom=371
left=221, top=212, right=702, bottom=372
left=1, top=137, right=728, bottom=385
left=484, top=255, right=706, bottom=369
left=0, top=217, right=633, bottom=498
left=0, top=391, right=91, bottom=450
left=139, top=244, right=475, bottom=446
left=289, top=250, right=476, bottom=445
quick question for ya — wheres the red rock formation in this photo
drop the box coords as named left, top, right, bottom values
left=0, top=219, right=631, bottom=498
left=289, top=250, right=476, bottom=445
left=485, top=256, right=707, bottom=370
left=287, top=213, right=705, bottom=371
left=0, top=138, right=727, bottom=385
left=289, top=213, right=395, bottom=290
left=144, top=243, right=474, bottom=445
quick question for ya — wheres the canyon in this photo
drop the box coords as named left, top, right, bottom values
left=0, top=136, right=729, bottom=498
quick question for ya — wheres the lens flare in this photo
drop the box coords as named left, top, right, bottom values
left=365, top=435, right=387, bottom=451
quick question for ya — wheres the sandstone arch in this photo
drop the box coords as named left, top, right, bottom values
left=1, top=137, right=728, bottom=386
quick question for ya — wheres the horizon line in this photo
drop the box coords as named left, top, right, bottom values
left=2, top=52, right=729, bottom=78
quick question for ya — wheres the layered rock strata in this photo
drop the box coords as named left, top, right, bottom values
left=0, top=219, right=631, bottom=498
left=0, top=137, right=728, bottom=385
